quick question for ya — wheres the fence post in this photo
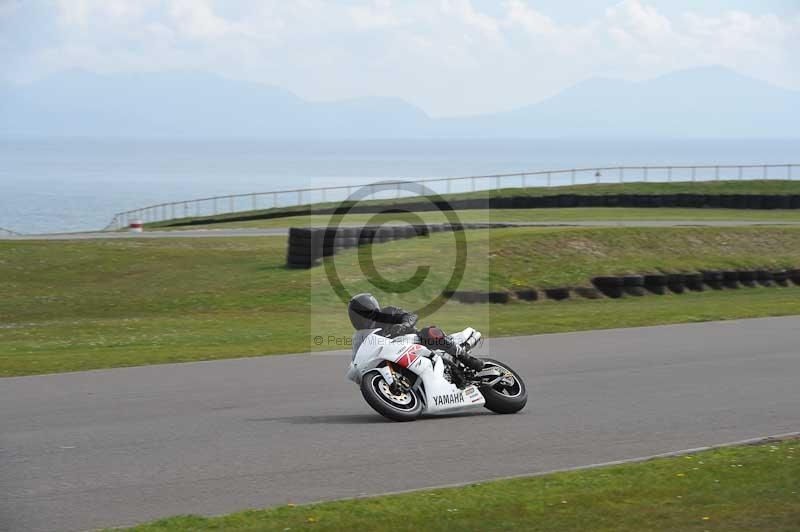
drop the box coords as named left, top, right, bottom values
left=595, top=169, right=600, bottom=184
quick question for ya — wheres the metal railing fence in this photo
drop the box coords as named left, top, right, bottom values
left=104, top=163, right=798, bottom=230
left=0, top=226, right=22, bottom=236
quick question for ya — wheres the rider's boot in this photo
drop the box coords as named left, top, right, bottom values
left=459, top=352, right=485, bottom=371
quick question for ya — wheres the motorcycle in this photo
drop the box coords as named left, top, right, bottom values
left=346, top=327, right=527, bottom=421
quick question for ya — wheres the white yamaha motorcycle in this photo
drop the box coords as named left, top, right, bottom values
left=346, top=327, right=527, bottom=421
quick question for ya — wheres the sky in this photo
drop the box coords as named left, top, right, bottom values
left=1, top=0, right=799, bottom=117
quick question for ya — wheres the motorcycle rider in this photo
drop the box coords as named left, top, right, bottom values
left=347, top=293, right=484, bottom=371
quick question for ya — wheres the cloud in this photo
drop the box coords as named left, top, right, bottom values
left=3, top=0, right=799, bottom=116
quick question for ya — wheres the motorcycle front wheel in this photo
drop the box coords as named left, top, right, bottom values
left=360, top=369, right=423, bottom=422
left=477, top=358, right=527, bottom=414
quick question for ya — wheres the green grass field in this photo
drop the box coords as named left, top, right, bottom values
left=117, top=438, right=800, bottom=532
left=4, top=226, right=800, bottom=376
left=148, top=179, right=800, bottom=229
left=156, top=207, right=800, bottom=231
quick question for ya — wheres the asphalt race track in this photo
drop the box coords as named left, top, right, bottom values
left=2, top=316, right=800, bottom=531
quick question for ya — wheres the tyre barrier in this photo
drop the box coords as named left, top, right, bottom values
left=544, top=287, right=571, bottom=301
left=442, top=267, right=799, bottom=304
left=622, top=275, right=645, bottom=296
left=592, top=276, right=624, bottom=298
left=722, top=270, right=740, bottom=289
left=701, top=270, right=723, bottom=290
left=514, top=288, right=539, bottom=301
left=773, top=270, right=789, bottom=287
left=667, top=273, right=686, bottom=294
left=643, top=274, right=669, bottom=295
left=488, top=292, right=511, bottom=304
left=755, top=270, right=773, bottom=287
left=738, top=270, right=756, bottom=287
left=684, top=273, right=704, bottom=292
left=285, top=222, right=514, bottom=269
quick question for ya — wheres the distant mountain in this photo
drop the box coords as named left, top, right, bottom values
left=0, top=70, right=432, bottom=138
left=1, top=66, right=797, bottom=138
left=441, top=66, right=800, bottom=138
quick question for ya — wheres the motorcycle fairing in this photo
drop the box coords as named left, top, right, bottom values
left=347, top=331, right=486, bottom=414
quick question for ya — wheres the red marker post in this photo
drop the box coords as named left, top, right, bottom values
left=129, top=219, right=144, bottom=233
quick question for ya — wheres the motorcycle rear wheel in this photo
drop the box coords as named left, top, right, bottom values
left=360, top=369, right=423, bottom=422
left=477, top=358, right=527, bottom=414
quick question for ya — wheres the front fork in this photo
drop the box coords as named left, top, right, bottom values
left=380, top=362, right=411, bottom=396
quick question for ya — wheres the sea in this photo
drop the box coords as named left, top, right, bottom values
left=1, top=138, right=798, bottom=234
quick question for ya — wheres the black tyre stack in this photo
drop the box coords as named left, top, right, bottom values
left=684, top=273, right=704, bottom=292
left=738, top=270, right=756, bottom=288
left=667, top=274, right=686, bottom=294
left=286, top=228, right=322, bottom=269
left=773, top=270, right=790, bottom=287
left=722, top=271, right=740, bottom=289
left=592, top=276, right=624, bottom=298
left=644, top=274, right=669, bottom=295
left=623, top=275, right=645, bottom=296
left=515, top=288, right=539, bottom=301
left=755, top=269, right=774, bottom=287
left=702, top=271, right=724, bottom=290
left=488, top=292, right=511, bottom=304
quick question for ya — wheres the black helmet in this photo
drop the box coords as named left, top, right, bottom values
left=348, top=293, right=380, bottom=330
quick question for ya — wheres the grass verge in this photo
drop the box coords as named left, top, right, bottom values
left=117, top=438, right=800, bottom=531
left=4, top=226, right=800, bottom=376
